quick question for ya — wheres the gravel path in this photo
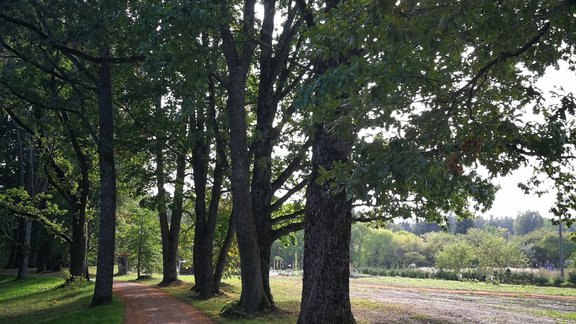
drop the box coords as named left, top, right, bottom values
left=113, top=281, right=212, bottom=324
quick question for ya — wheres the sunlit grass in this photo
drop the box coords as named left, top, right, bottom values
left=355, top=276, right=576, bottom=296
left=110, top=271, right=576, bottom=323
left=0, top=273, right=123, bottom=324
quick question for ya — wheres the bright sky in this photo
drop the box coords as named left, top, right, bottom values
left=483, top=62, right=576, bottom=219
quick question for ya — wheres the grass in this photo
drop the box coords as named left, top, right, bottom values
left=0, top=273, right=123, bottom=324
left=530, top=309, right=576, bottom=322
left=116, top=274, right=299, bottom=323
left=8, top=269, right=572, bottom=323
left=355, top=276, right=576, bottom=296
left=112, top=274, right=465, bottom=323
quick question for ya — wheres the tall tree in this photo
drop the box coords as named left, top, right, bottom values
left=297, top=0, right=355, bottom=322
left=296, top=0, right=576, bottom=322
left=218, top=0, right=270, bottom=312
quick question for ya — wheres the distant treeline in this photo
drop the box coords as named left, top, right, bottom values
left=272, top=211, right=576, bottom=273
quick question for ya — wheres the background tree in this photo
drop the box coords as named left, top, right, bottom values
left=116, top=197, right=161, bottom=279
left=435, top=240, right=475, bottom=271
left=514, top=210, right=545, bottom=235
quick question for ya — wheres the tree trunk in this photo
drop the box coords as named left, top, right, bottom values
left=91, top=49, right=117, bottom=307
left=192, top=75, right=226, bottom=298
left=298, top=125, right=354, bottom=324
left=297, top=1, right=355, bottom=322
left=16, top=219, right=32, bottom=280
left=160, top=150, right=186, bottom=285
left=62, top=111, right=90, bottom=279
left=214, top=213, right=234, bottom=293
left=69, top=209, right=87, bottom=278
left=35, top=227, right=49, bottom=273
left=154, top=99, right=170, bottom=283
left=227, top=73, right=270, bottom=312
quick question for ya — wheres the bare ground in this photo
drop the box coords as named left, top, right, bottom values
left=349, top=281, right=576, bottom=324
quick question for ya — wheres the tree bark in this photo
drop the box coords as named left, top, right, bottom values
left=154, top=98, right=171, bottom=284
left=298, top=125, right=354, bottom=323
left=160, top=150, right=186, bottom=285
left=91, top=49, right=117, bottom=306
left=192, top=74, right=227, bottom=298
left=297, top=1, right=355, bottom=322
left=62, top=112, right=90, bottom=279
left=219, top=0, right=271, bottom=312
left=227, top=72, right=270, bottom=311
left=16, top=219, right=32, bottom=280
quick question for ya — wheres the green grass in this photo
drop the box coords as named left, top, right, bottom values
left=115, top=274, right=298, bottom=323
left=111, top=272, right=576, bottom=323
left=355, top=276, right=576, bottom=296
left=0, top=273, right=123, bottom=324
left=530, top=309, right=576, bottom=322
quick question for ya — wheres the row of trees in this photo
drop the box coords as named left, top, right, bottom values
left=1, top=1, right=576, bottom=322
left=271, top=221, right=576, bottom=273
left=391, top=210, right=553, bottom=236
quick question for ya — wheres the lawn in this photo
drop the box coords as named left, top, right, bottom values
left=355, top=276, right=576, bottom=296
left=3, top=271, right=574, bottom=323
left=115, top=272, right=576, bottom=323
left=0, top=273, right=123, bottom=324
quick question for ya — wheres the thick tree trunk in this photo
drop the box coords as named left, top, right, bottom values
left=91, top=50, right=117, bottom=307
left=69, top=209, right=87, bottom=278
left=219, top=0, right=271, bottom=312
left=191, top=104, right=213, bottom=297
left=298, top=125, right=354, bottom=324
left=296, top=1, right=355, bottom=322
left=227, top=74, right=270, bottom=312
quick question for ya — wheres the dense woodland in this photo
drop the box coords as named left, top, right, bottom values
left=1, top=1, right=576, bottom=323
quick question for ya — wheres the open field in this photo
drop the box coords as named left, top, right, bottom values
left=2, top=270, right=575, bottom=323
left=117, top=273, right=576, bottom=323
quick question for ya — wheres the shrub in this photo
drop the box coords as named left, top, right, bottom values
left=568, top=272, right=576, bottom=285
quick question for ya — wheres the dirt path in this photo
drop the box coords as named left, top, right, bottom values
left=350, top=282, right=576, bottom=323
left=113, top=281, right=212, bottom=324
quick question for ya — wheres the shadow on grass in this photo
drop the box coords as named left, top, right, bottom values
left=0, top=274, right=123, bottom=324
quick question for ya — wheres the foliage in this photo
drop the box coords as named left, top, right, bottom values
left=473, top=231, right=527, bottom=270
left=435, top=240, right=475, bottom=271
left=116, top=197, right=162, bottom=276
left=514, top=211, right=545, bottom=235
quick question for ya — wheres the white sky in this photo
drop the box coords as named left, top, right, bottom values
left=483, top=63, right=576, bottom=219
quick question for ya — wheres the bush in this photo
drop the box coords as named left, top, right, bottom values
left=568, top=272, right=576, bottom=285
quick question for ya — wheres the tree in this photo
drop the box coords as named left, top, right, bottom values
left=474, top=230, right=527, bottom=270
left=514, top=210, right=544, bottom=235
left=296, top=0, right=576, bottom=322
left=116, top=197, right=161, bottom=279
left=435, top=240, right=475, bottom=271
